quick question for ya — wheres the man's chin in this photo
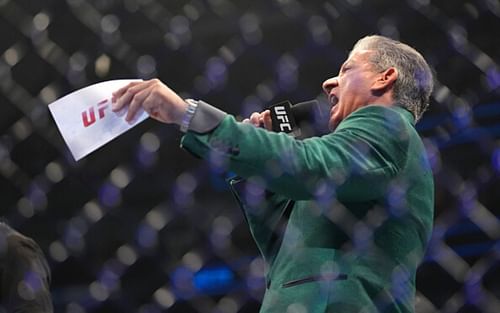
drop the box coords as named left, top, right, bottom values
left=328, top=119, right=339, bottom=131
left=328, top=105, right=341, bottom=131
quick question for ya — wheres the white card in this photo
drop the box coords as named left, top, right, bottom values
left=48, top=79, right=148, bottom=161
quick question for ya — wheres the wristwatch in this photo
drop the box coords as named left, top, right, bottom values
left=180, top=99, right=199, bottom=132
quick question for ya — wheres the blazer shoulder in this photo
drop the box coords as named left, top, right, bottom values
left=338, top=105, right=414, bottom=131
left=334, top=105, right=417, bottom=173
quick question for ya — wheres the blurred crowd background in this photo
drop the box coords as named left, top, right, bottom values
left=0, top=0, right=499, bottom=312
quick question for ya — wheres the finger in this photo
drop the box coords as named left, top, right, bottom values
left=262, top=110, right=272, bottom=130
left=242, top=118, right=250, bottom=124
left=112, top=82, right=150, bottom=112
left=111, top=81, right=142, bottom=104
left=141, top=93, right=161, bottom=122
left=126, top=88, right=151, bottom=122
left=249, top=112, right=261, bottom=127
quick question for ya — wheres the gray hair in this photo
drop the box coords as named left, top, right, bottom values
left=352, top=35, right=434, bottom=121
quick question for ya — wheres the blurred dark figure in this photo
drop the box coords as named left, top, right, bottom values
left=0, top=222, right=53, bottom=313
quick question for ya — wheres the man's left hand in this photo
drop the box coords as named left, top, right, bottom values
left=111, top=79, right=187, bottom=125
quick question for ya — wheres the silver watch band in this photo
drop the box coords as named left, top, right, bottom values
left=180, top=99, right=199, bottom=133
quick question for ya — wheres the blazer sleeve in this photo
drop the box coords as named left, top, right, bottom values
left=181, top=105, right=411, bottom=202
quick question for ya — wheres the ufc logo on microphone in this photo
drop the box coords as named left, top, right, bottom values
left=82, top=99, right=109, bottom=127
left=273, top=106, right=292, bottom=132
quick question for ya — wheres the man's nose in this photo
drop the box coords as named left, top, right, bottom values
left=322, top=77, right=338, bottom=94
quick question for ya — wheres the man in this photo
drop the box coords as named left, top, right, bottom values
left=112, top=35, right=434, bottom=313
left=0, top=222, right=53, bottom=313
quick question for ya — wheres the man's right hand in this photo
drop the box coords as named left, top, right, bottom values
left=242, top=110, right=272, bottom=130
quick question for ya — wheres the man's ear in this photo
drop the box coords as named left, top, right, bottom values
left=372, top=67, right=398, bottom=91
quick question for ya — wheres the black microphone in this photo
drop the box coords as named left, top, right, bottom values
left=268, top=100, right=324, bottom=138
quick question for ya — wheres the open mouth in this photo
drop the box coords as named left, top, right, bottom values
left=329, top=94, right=339, bottom=107
left=329, top=94, right=339, bottom=117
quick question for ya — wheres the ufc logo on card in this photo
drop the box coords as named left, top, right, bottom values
left=82, top=99, right=109, bottom=127
left=48, top=79, right=148, bottom=161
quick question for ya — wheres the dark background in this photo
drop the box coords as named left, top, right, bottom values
left=0, top=0, right=499, bottom=312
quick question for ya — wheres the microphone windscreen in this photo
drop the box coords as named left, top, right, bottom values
left=268, top=99, right=327, bottom=138
left=291, top=100, right=328, bottom=138
left=291, top=100, right=321, bottom=125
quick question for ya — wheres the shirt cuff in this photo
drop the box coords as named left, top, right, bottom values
left=182, top=99, right=227, bottom=133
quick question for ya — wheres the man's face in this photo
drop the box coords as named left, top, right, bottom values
left=322, top=49, right=381, bottom=130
